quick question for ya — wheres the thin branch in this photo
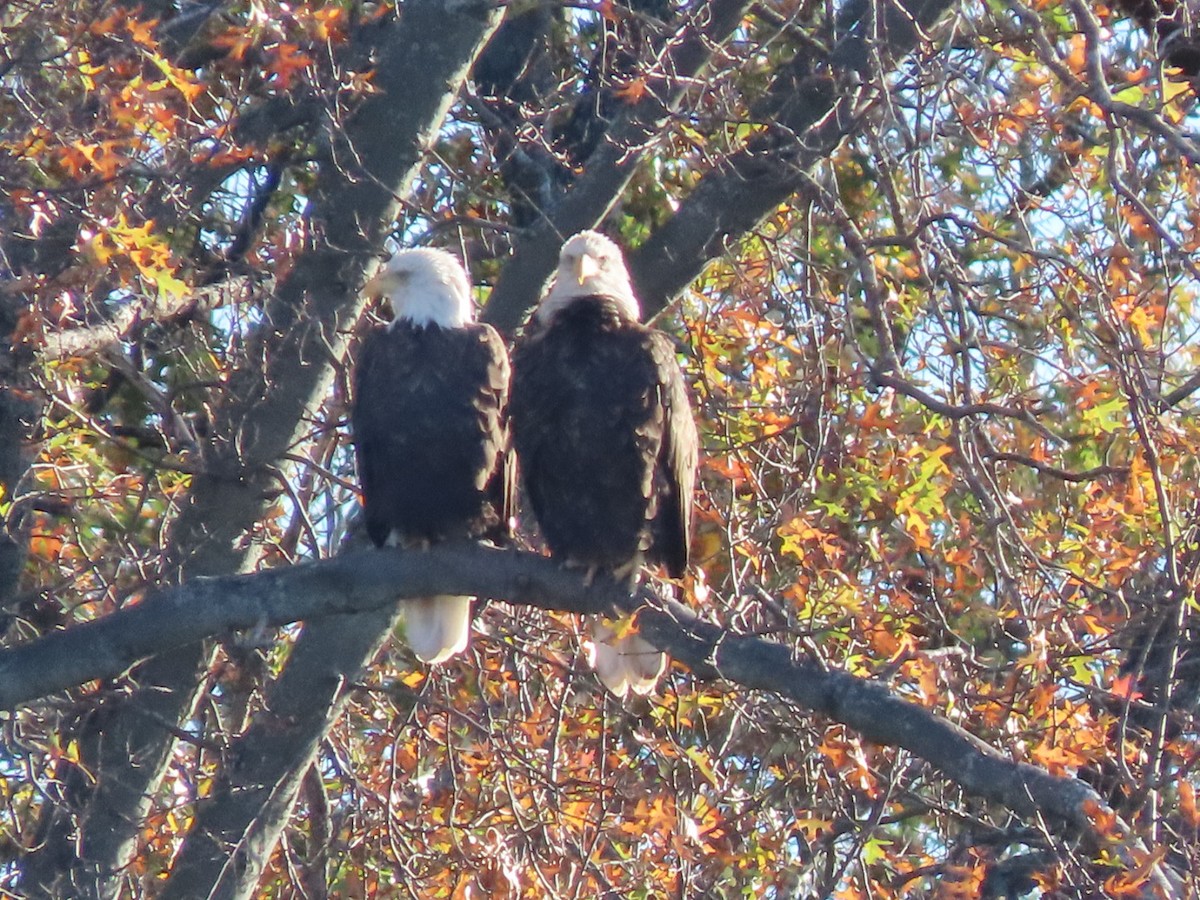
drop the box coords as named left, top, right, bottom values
left=629, top=0, right=960, bottom=316
left=984, top=451, right=1129, bottom=483
left=1159, top=370, right=1200, bottom=410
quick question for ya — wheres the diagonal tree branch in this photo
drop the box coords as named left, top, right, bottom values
left=0, top=542, right=1135, bottom=867
left=161, top=4, right=757, bottom=884
left=0, top=293, right=38, bottom=610
left=629, top=0, right=959, bottom=317
left=481, top=0, right=753, bottom=334
left=157, top=600, right=403, bottom=900
left=481, top=0, right=960, bottom=334
left=17, top=3, right=504, bottom=896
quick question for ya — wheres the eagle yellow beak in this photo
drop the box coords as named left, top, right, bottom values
left=364, top=268, right=389, bottom=295
left=364, top=266, right=406, bottom=295
left=575, top=252, right=600, bottom=285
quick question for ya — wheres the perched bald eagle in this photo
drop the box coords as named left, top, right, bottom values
left=352, top=249, right=512, bottom=663
left=510, top=231, right=698, bottom=696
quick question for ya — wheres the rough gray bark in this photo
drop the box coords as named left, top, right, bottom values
left=1, top=209, right=78, bottom=611
left=0, top=544, right=613, bottom=711
left=157, top=603, right=403, bottom=900
left=480, top=0, right=960, bottom=334
left=16, top=2, right=503, bottom=896
left=148, top=5, right=753, bottom=889
left=0, top=541, right=1127, bottom=858
left=48, top=3, right=964, bottom=892
left=637, top=596, right=1100, bottom=831
left=0, top=293, right=36, bottom=609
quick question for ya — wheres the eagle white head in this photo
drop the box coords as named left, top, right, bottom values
left=367, top=248, right=475, bottom=329
left=538, top=230, right=641, bottom=325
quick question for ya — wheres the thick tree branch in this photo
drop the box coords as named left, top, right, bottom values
left=0, top=545, right=612, bottom=710
left=637, top=599, right=1102, bottom=831
left=9, top=51, right=320, bottom=367
left=0, top=543, right=1127, bottom=858
left=31, top=277, right=256, bottom=360
left=0, top=294, right=38, bottom=608
left=158, top=601, right=403, bottom=900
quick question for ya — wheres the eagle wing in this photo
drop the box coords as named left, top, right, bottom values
left=510, top=301, right=697, bottom=577
left=647, top=329, right=698, bottom=578
left=352, top=327, right=403, bottom=547
left=352, top=323, right=512, bottom=547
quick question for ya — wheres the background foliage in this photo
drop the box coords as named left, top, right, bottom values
left=3, top=0, right=1200, bottom=896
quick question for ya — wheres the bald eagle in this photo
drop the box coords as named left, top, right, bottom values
left=352, top=248, right=512, bottom=663
left=510, top=231, right=698, bottom=696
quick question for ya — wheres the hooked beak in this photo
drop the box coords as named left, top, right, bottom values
left=364, top=269, right=388, bottom=295
left=574, top=252, right=600, bottom=285
left=364, top=267, right=405, bottom=295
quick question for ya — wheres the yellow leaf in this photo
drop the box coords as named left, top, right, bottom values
left=149, top=52, right=205, bottom=102
left=684, top=746, right=720, bottom=787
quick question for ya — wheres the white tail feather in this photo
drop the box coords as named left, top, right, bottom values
left=405, top=595, right=471, bottom=664
left=620, top=633, right=667, bottom=696
left=586, top=620, right=666, bottom=698
left=586, top=622, right=631, bottom=698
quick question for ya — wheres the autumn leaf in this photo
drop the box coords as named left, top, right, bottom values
left=267, top=43, right=314, bottom=89
left=126, top=16, right=157, bottom=47
left=7, top=2, right=1200, bottom=895
left=147, top=52, right=206, bottom=102
left=1109, top=673, right=1143, bottom=702
left=615, top=77, right=649, bottom=104
left=936, top=864, right=986, bottom=898
left=313, top=6, right=347, bottom=41
left=1170, top=780, right=1200, bottom=835
left=1103, top=847, right=1167, bottom=897
left=861, top=836, right=892, bottom=865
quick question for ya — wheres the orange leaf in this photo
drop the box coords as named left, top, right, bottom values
left=313, top=6, right=347, bottom=41
left=1082, top=798, right=1120, bottom=837
left=1103, top=847, right=1166, bottom=897
left=1031, top=741, right=1085, bottom=776
left=937, top=864, right=986, bottom=898
left=1180, top=781, right=1199, bottom=830
left=1109, top=673, right=1142, bottom=702
left=1064, top=35, right=1087, bottom=75
left=213, top=30, right=255, bottom=62
left=615, top=77, right=648, bottom=103
left=88, top=11, right=123, bottom=35
left=127, top=17, right=158, bottom=47
left=268, top=43, right=313, bottom=89
left=30, top=533, right=64, bottom=561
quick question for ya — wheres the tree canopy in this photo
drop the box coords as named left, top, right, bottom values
left=3, top=0, right=1200, bottom=896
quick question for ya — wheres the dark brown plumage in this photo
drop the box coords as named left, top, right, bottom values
left=510, top=231, right=698, bottom=695
left=355, top=321, right=512, bottom=549
left=352, top=249, right=511, bottom=663
left=511, top=294, right=694, bottom=578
